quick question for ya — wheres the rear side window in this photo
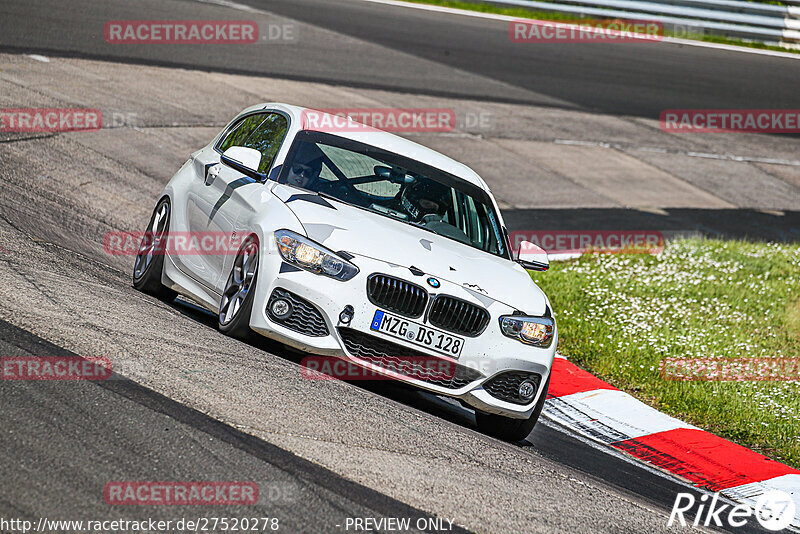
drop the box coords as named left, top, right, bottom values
left=219, top=114, right=266, bottom=152
left=217, top=112, right=289, bottom=173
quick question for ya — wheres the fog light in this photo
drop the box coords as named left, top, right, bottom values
left=339, top=305, right=354, bottom=324
left=270, top=298, right=292, bottom=319
left=518, top=380, right=537, bottom=402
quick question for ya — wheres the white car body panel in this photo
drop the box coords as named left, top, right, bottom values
left=271, top=183, right=546, bottom=313
left=155, top=103, right=557, bottom=419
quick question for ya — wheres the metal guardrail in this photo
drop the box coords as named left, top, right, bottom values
left=484, top=0, right=800, bottom=46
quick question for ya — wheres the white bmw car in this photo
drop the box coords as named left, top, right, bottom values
left=133, top=103, right=557, bottom=441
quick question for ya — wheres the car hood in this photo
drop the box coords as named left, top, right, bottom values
left=273, top=185, right=547, bottom=314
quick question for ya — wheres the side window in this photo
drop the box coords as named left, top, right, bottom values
left=218, top=114, right=267, bottom=153
left=463, top=195, right=481, bottom=243
left=244, top=114, right=289, bottom=173
left=217, top=113, right=289, bottom=173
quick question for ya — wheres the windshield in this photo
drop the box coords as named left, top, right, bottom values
left=277, top=131, right=508, bottom=259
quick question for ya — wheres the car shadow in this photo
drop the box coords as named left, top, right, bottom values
left=169, top=295, right=488, bottom=436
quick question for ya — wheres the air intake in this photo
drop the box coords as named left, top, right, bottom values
left=366, top=274, right=428, bottom=318
left=428, top=296, right=489, bottom=337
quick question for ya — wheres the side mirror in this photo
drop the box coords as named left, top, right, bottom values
left=516, top=240, right=549, bottom=271
left=220, top=146, right=266, bottom=181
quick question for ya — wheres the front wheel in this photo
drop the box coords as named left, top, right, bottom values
left=218, top=235, right=259, bottom=340
left=475, top=374, right=551, bottom=442
left=132, top=198, right=177, bottom=301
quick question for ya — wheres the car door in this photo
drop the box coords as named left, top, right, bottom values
left=196, top=112, right=290, bottom=293
left=179, top=113, right=268, bottom=291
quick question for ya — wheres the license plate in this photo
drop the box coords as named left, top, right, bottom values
left=370, top=310, right=464, bottom=358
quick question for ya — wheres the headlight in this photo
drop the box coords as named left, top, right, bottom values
left=275, top=229, right=359, bottom=281
left=499, top=315, right=554, bottom=347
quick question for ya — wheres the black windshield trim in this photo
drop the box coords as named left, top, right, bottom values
left=279, top=131, right=494, bottom=206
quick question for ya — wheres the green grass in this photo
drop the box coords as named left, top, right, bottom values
left=532, top=239, right=800, bottom=467
left=401, top=0, right=800, bottom=54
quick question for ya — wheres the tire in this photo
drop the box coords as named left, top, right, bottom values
left=475, top=374, right=551, bottom=442
left=132, top=198, right=177, bottom=301
left=218, top=235, right=259, bottom=340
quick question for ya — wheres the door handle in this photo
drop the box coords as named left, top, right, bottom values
left=205, top=165, right=220, bottom=186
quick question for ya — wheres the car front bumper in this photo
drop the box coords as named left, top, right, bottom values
left=249, top=250, right=557, bottom=420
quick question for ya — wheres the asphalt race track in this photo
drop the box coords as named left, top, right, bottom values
left=3, top=0, right=800, bottom=116
left=0, top=0, right=798, bottom=532
left=3, top=0, right=799, bottom=239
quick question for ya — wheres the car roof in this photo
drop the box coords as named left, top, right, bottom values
left=254, top=103, right=491, bottom=192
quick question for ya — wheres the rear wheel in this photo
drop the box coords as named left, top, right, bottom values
left=218, top=236, right=259, bottom=340
left=475, top=374, right=551, bottom=442
left=132, top=198, right=177, bottom=301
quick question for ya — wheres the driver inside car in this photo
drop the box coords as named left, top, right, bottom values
left=285, top=143, right=324, bottom=189
left=401, top=179, right=472, bottom=244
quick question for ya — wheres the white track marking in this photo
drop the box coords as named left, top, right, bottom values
left=554, top=139, right=800, bottom=167
left=546, top=389, right=697, bottom=441
left=194, top=0, right=265, bottom=13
